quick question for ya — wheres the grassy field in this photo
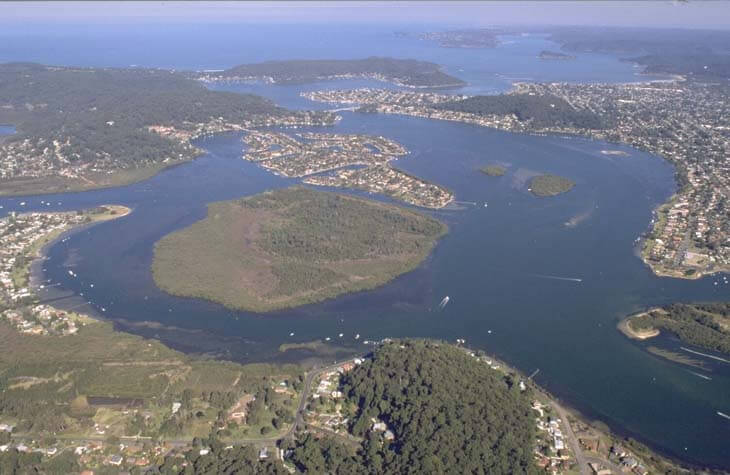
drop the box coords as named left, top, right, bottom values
left=0, top=319, right=302, bottom=440
left=152, top=187, right=447, bottom=312
left=528, top=174, right=575, bottom=197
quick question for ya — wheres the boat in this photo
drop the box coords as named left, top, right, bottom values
left=439, top=296, right=450, bottom=309
left=718, top=411, right=730, bottom=421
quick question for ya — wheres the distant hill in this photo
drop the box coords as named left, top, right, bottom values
left=544, top=27, right=730, bottom=79
left=215, top=57, right=466, bottom=88
left=401, top=29, right=500, bottom=49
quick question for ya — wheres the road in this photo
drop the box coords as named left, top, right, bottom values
left=550, top=401, right=590, bottom=475
left=286, top=357, right=361, bottom=439
left=550, top=401, right=624, bottom=475
left=11, top=356, right=363, bottom=451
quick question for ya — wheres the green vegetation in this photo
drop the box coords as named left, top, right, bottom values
left=219, top=57, right=465, bottom=87
left=0, top=63, right=330, bottom=195
left=278, top=340, right=336, bottom=354
left=152, top=187, right=447, bottom=312
left=546, top=27, right=730, bottom=80
left=480, top=164, right=507, bottom=176
left=156, top=442, right=287, bottom=474
left=0, top=62, right=281, bottom=145
left=0, top=319, right=301, bottom=440
left=286, top=340, right=537, bottom=474
left=629, top=303, right=730, bottom=354
left=435, top=93, right=605, bottom=129
left=0, top=449, right=80, bottom=474
left=528, top=174, right=575, bottom=197
left=538, top=50, right=575, bottom=60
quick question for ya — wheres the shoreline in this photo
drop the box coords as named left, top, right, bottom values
left=27, top=205, right=132, bottom=324
left=151, top=189, right=448, bottom=313
left=616, top=310, right=661, bottom=341
left=0, top=159, right=194, bottom=198
left=17, top=205, right=714, bottom=471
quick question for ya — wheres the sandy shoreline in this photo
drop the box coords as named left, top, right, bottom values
left=28, top=205, right=132, bottom=322
left=617, top=309, right=661, bottom=340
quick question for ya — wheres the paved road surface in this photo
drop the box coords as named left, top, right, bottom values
left=550, top=401, right=590, bottom=475
left=11, top=357, right=362, bottom=451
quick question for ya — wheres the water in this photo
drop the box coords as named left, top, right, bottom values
left=1, top=24, right=728, bottom=468
left=0, top=125, right=16, bottom=135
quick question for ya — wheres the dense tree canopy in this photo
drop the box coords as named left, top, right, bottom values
left=0, top=62, right=316, bottom=174
left=287, top=340, right=537, bottom=474
left=435, top=93, right=605, bottom=129
left=632, top=303, right=730, bottom=354
left=220, top=57, right=465, bottom=87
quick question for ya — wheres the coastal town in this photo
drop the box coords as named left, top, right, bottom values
left=242, top=131, right=407, bottom=176
left=242, top=130, right=454, bottom=208
left=514, top=81, right=730, bottom=279
left=303, top=81, right=730, bottom=278
left=0, top=206, right=129, bottom=335
left=303, top=165, right=454, bottom=209
left=302, top=87, right=468, bottom=106
left=0, top=108, right=335, bottom=196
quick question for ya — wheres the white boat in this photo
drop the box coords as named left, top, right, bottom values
left=718, top=411, right=730, bottom=421
left=439, top=296, right=450, bottom=309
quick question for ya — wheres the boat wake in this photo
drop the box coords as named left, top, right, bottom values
left=688, top=371, right=712, bottom=381
left=680, top=347, right=730, bottom=364
left=529, top=273, right=583, bottom=283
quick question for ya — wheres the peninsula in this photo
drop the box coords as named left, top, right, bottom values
left=405, top=29, right=500, bottom=49
left=242, top=131, right=454, bottom=209
left=0, top=63, right=335, bottom=196
left=198, top=57, right=466, bottom=88
left=619, top=303, right=730, bottom=355
left=152, top=187, right=447, bottom=312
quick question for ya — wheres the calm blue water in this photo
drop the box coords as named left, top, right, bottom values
left=0, top=24, right=727, bottom=468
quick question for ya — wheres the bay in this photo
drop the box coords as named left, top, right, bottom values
left=0, top=24, right=728, bottom=468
